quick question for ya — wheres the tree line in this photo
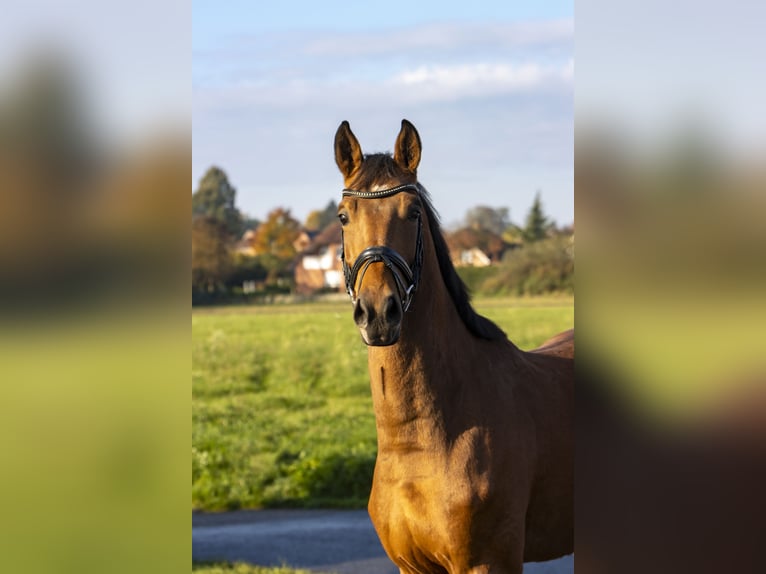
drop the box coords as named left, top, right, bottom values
left=192, top=166, right=573, bottom=303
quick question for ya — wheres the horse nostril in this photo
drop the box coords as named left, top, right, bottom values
left=383, top=295, right=402, bottom=324
left=354, top=299, right=370, bottom=327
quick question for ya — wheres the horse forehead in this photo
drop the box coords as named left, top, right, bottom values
left=350, top=198, right=413, bottom=247
left=356, top=193, right=410, bottom=218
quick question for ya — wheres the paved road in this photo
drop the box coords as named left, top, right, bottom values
left=192, top=509, right=574, bottom=573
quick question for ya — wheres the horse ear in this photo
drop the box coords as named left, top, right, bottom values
left=334, top=121, right=363, bottom=181
left=394, top=119, right=422, bottom=173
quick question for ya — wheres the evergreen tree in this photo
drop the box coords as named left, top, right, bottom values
left=192, top=216, right=232, bottom=293
left=192, top=166, right=243, bottom=237
left=522, top=191, right=552, bottom=243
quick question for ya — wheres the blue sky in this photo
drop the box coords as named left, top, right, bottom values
left=193, top=1, right=574, bottom=228
left=193, top=1, right=573, bottom=46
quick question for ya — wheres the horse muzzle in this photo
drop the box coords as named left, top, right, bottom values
left=353, top=293, right=403, bottom=346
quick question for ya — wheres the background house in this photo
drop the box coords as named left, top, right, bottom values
left=233, top=229, right=257, bottom=257
left=294, top=222, right=344, bottom=294
left=292, top=229, right=319, bottom=254
left=453, top=247, right=492, bottom=267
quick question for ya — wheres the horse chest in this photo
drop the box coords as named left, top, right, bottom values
left=369, top=451, right=492, bottom=571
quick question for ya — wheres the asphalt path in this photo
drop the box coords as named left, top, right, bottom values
left=192, top=509, right=574, bottom=573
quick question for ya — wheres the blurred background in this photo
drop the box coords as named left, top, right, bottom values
left=576, top=2, right=766, bottom=573
left=577, top=0, right=766, bottom=418
left=0, top=1, right=189, bottom=573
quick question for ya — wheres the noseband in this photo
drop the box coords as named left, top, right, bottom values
left=340, top=184, right=424, bottom=312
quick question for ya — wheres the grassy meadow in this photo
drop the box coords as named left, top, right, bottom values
left=192, top=296, right=574, bottom=511
left=192, top=563, right=320, bottom=574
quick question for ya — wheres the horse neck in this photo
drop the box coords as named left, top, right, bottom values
left=366, top=235, right=477, bottom=449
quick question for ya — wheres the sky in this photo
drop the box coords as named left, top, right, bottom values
left=576, top=0, right=766, bottom=158
left=193, top=1, right=574, bottom=228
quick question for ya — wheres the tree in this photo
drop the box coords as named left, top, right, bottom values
left=304, top=200, right=338, bottom=232
left=465, top=206, right=510, bottom=236
left=192, top=166, right=243, bottom=237
left=251, top=207, right=301, bottom=261
left=249, top=208, right=301, bottom=284
left=447, top=205, right=512, bottom=262
left=192, top=216, right=232, bottom=293
left=522, top=191, right=552, bottom=243
left=241, top=216, right=261, bottom=233
left=502, top=224, right=525, bottom=246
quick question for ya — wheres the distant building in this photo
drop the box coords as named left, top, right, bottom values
left=234, top=229, right=257, bottom=257
left=453, top=247, right=492, bottom=268
left=294, top=222, right=344, bottom=294
left=445, top=227, right=512, bottom=266
left=292, top=229, right=320, bottom=254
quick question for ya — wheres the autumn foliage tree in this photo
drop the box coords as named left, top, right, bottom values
left=250, top=208, right=301, bottom=282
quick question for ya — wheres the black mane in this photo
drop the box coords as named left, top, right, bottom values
left=415, top=184, right=507, bottom=341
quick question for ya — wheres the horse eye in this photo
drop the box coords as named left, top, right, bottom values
left=338, top=213, right=349, bottom=226
left=407, top=209, right=421, bottom=221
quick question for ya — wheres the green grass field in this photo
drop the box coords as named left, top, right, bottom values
left=192, top=296, right=573, bottom=511
left=192, top=562, right=323, bottom=574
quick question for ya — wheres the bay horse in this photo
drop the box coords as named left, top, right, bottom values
left=334, top=119, right=573, bottom=574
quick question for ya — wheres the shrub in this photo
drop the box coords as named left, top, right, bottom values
left=482, top=237, right=574, bottom=296
left=455, top=265, right=500, bottom=294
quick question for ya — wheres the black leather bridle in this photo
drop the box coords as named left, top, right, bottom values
left=340, top=183, right=424, bottom=312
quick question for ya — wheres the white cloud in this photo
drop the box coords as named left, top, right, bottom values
left=389, top=61, right=572, bottom=102
left=194, top=58, right=573, bottom=114
left=396, top=63, right=543, bottom=88
left=193, top=18, right=573, bottom=111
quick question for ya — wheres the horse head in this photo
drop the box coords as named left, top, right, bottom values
left=334, top=119, right=425, bottom=346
